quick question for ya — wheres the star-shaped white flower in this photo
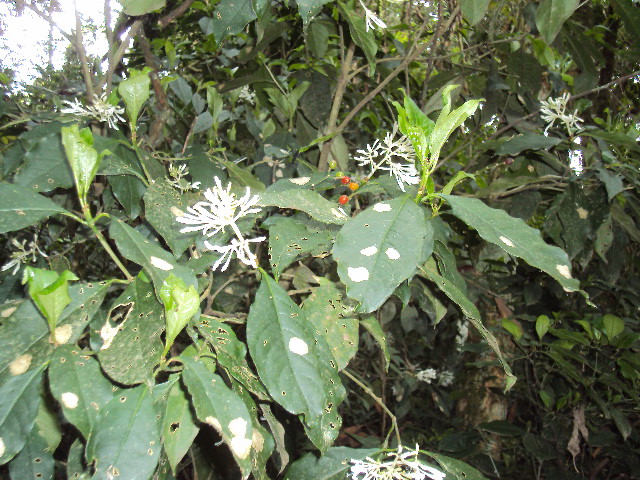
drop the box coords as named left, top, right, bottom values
left=359, top=0, right=387, bottom=32
left=204, top=236, right=266, bottom=271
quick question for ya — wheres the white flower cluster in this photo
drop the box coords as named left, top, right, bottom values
left=416, top=368, right=437, bottom=384
left=354, top=124, right=420, bottom=192
left=539, top=92, right=583, bottom=136
left=2, top=235, right=47, bottom=275
left=168, top=163, right=201, bottom=193
left=238, top=85, right=256, bottom=105
left=61, top=93, right=125, bottom=129
left=350, top=445, right=446, bottom=480
left=176, top=177, right=265, bottom=271
left=568, top=149, right=584, bottom=176
left=359, top=0, right=387, bottom=32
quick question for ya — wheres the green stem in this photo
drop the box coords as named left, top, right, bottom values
left=83, top=206, right=133, bottom=281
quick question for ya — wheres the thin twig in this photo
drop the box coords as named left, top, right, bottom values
left=158, top=0, right=196, bottom=28
left=73, top=0, right=95, bottom=100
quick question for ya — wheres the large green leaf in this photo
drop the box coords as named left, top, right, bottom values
left=118, top=69, right=151, bottom=126
left=118, top=0, right=166, bottom=15
left=296, top=0, right=332, bottom=26
left=98, top=276, right=165, bottom=385
left=333, top=197, right=432, bottom=313
left=535, top=0, right=580, bottom=44
left=461, top=0, right=491, bottom=26
left=496, top=133, right=562, bottom=156
left=86, top=385, right=160, bottom=480
left=246, top=273, right=345, bottom=452
left=0, top=183, right=69, bottom=234
left=0, top=366, right=44, bottom=465
left=181, top=357, right=254, bottom=478
left=284, top=447, right=380, bottom=480
left=110, top=175, right=146, bottom=220
left=161, top=381, right=199, bottom=474
left=196, top=317, right=269, bottom=400
left=440, top=194, right=579, bottom=292
left=48, top=346, right=115, bottom=439
left=419, top=260, right=517, bottom=391
left=302, top=278, right=358, bottom=371
left=259, top=188, right=349, bottom=224
left=199, top=0, right=257, bottom=46
left=338, top=2, right=377, bottom=74
left=109, top=218, right=197, bottom=296
left=8, top=421, right=54, bottom=480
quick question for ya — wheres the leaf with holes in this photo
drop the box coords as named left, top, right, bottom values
left=302, top=278, right=358, bottom=371
left=144, top=179, right=199, bottom=256
left=440, top=194, right=580, bottom=292
left=295, top=0, right=332, bottom=26
left=0, top=365, right=44, bottom=465
left=196, top=317, right=269, bottom=400
left=419, top=260, right=516, bottom=391
left=98, top=276, right=165, bottom=385
left=259, top=188, right=348, bottom=225
left=284, top=447, right=381, bottom=480
left=8, top=421, right=54, bottom=480
left=181, top=357, right=254, bottom=478
left=109, top=218, right=197, bottom=297
left=333, top=196, right=431, bottom=313
left=265, top=216, right=334, bottom=279
left=199, top=0, right=257, bottom=46
left=162, top=381, right=199, bottom=474
left=0, top=183, right=70, bottom=234
left=48, top=346, right=115, bottom=439
left=535, top=0, right=579, bottom=44
left=86, top=385, right=160, bottom=480
left=0, top=282, right=110, bottom=383
left=246, top=272, right=345, bottom=452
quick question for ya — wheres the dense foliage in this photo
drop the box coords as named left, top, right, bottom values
left=1, top=0, right=639, bottom=479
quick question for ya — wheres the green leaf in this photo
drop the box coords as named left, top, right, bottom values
left=86, top=385, right=160, bottom=480
left=98, top=276, right=165, bottom=385
left=496, top=133, right=563, bottom=156
left=359, top=315, right=390, bottom=371
left=181, top=357, right=254, bottom=477
left=195, top=317, right=269, bottom=400
left=522, top=433, right=557, bottom=461
left=603, top=314, right=624, bottom=342
left=333, top=197, right=431, bottom=313
left=536, top=315, right=550, bottom=340
left=338, top=2, right=377, bottom=74
left=501, top=318, right=523, bottom=341
left=296, top=0, right=332, bottom=26
left=535, top=0, right=580, bottom=44
left=302, top=278, right=359, bottom=371
left=200, top=0, right=257, bottom=45
left=22, top=267, right=78, bottom=334
left=246, top=272, right=346, bottom=452
left=0, top=183, right=69, bottom=234
left=424, top=450, right=490, bottom=480
left=162, top=381, right=199, bottom=474
left=118, top=0, right=166, bottom=15
left=259, top=187, right=348, bottom=225
left=419, top=261, right=516, bottom=391
left=0, top=366, right=44, bottom=465
left=284, top=447, right=380, bottom=480
left=8, top=422, right=53, bottom=480
left=612, top=0, right=640, bottom=47
left=392, top=94, right=434, bottom=163
left=265, top=216, right=334, bottom=279
left=110, top=175, right=146, bottom=219
left=440, top=194, right=580, bottom=292
left=66, top=439, right=87, bottom=480
left=610, top=407, right=632, bottom=441
left=48, top=346, right=115, bottom=439
left=144, top=179, right=199, bottom=256
left=461, top=0, right=491, bottom=26
left=33, top=402, right=61, bottom=453
left=159, top=274, right=200, bottom=357
left=61, top=125, right=104, bottom=201
left=109, top=218, right=197, bottom=297
left=118, top=69, right=151, bottom=127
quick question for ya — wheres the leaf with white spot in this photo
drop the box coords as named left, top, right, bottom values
left=181, top=357, right=254, bottom=478
left=246, top=273, right=346, bottom=453
left=333, top=196, right=433, bottom=313
left=259, top=188, right=348, bottom=225
left=162, top=381, right=199, bottom=474
left=302, top=279, right=359, bottom=371
left=86, top=384, right=160, bottom=480
left=0, top=365, right=44, bottom=465
left=98, top=276, right=165, bottom=385
left=440, top=194, right=580, bottom=292
left=48, top=345, right=115, bottom=439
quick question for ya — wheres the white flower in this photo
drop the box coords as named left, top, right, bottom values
left=61, top=93, right=125, bottom=129
left=2, top=235, right=47, bottom=275
left=350, top=445, right=446, bottom=480
left=416, top=368, right=437, bottom=384
left=176, top=177, right=264, bottom=271
left=359, top=0, right=387, bottom=32
left=238, top=85, right=256, bottom=105
left=168, top=163, right=201, bottom=193
left=438, top=370, right=454, bottom=387
left=568, top=149, right=584, bottom=176
left=354, top=124, right=419, bottom=191
left=539, top=92, right=583, bottom=135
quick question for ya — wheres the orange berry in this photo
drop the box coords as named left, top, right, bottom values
left=348, top=182, right=359, bottom=191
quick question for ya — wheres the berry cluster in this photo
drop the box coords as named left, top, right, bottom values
left=334, top=172, right=359, bottom=205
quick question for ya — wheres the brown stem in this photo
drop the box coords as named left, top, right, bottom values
left=73, top=0, right=96, bottom=100
left=158, top=0, right=196, bottom=28
left=98, top=20, right=143, bottom=92
left=139, top=33, right=170, bottom=147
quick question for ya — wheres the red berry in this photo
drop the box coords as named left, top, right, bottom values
left=341, top=176, right=351, bottom=185
left=338, top=195, right=349, bottom=205
left=504, top=157, right=514, bottom=165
